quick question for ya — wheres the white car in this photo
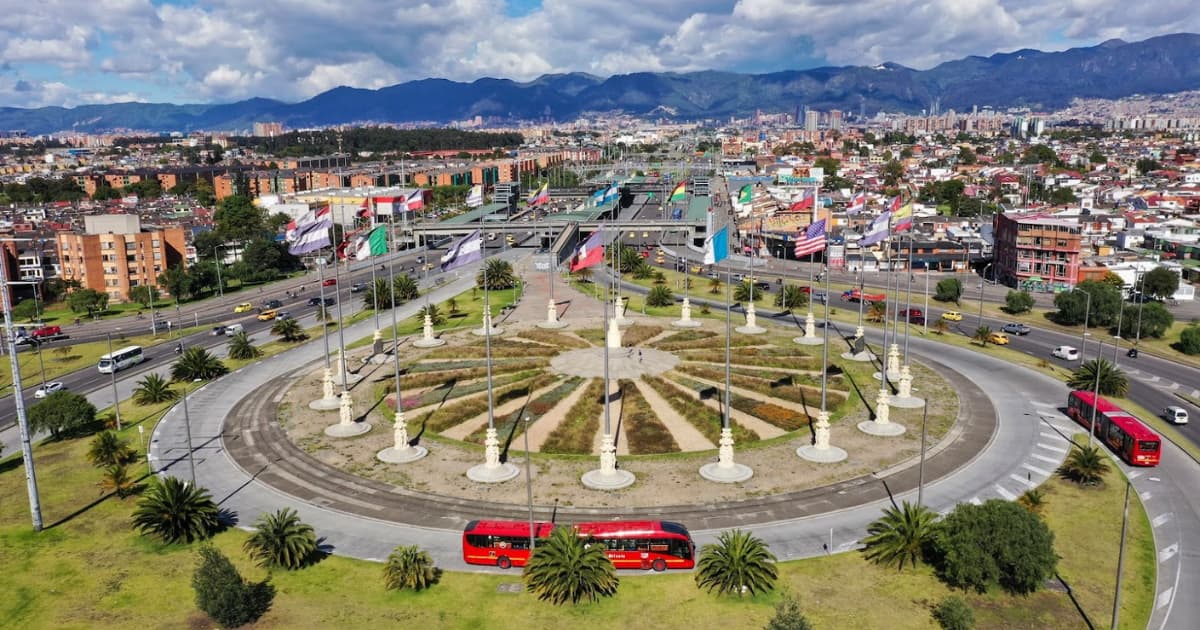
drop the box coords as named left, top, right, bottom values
left=1052, top=346, right=1080, bottom=361
left=34, top=382, right=65, bottom=398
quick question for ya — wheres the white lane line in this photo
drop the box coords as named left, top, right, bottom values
left=1037, top=442, right=1068, bottom=453
left=1159, top=544, right=1179, bottom=563
left=1168, top=382, right=1180, bottom=390
left=1030, top=453, right=1060, bottom=465
left=1031, top=400, right=1056, bottom=408
left=1151, top=513, right=1173, bottom=528
left=1157, top=587, right=1174, bottom=610
left=1021, top=463, right=1053, bottom=477
left=1010, top=473, right=1039, bottom=489
left=1140, top=490, right=1153, bottom=502
left=1127, top=470, right=1143, bottom=480
left=1039, top=431, right=1066, bottom=441
left=994, top=485, right=1017, bottom=500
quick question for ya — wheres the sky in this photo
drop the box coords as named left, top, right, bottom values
left=0, top=0, right=1195, bottom=109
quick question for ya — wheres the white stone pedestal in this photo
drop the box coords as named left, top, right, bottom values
left=797, top=411, right=848, bottom=463
left=372, top=329, right=384, bottom=355
left=794, top=311, right=823, bottom=345
left=887, top=344, right=901, bottom=376
left=888, top=364, right=926, bottom=408
left=700, top=427, right=754, bottom=482
left=854, top=325, right=865, bottom=338
left=332, top=348, right=364, bottom=386
left=325, top=391, right=371, bottom=437
left=859, top=387, right=906, bottom=436
left=582, top=434, right=636, bottom=489
left=736, top=302, right=766, bottom=335
left=467, top=427, right=520, bottom=482
left=606, top=317, right=622, bottom=348
left=472, top=311, right=504, bottom=337
left=413, top=311, right=447, bottom=348
left=614, top=297, right=632, bottom=327
left=376, top=410, right=428, bottom=463
left=537, top=298, right=569, bottom=329
left=673, top=297, right=702, bottom=328
left=308, top=367, right=341, bottom=410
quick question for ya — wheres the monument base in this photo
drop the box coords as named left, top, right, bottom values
left=581, top=468, right=636, bottom=490
left=797, top=445, right=849, bottom=463
left=376, top=445, right=429, bottom=464
left=857, top=420, right=907, bottom=437
left=699, top=462, right=754, bottom=483
left=466, top=462, right=520, bottom=483
left=324, top=422, right=372, bottom=438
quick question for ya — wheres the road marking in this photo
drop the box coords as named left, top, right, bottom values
left=1167, top=382, right=1180, bottom=390
left=994, top=485, right=1017, bottom=500
left=1159, top=544, right=1179, bottom=563
left=1031, top=400, right=1056, bottom=408
left=1039, top=431, right=1065, bottom=440
left=1140, top=490, right=1153, bottom=501
left=1030, top=453, right=1060, bottom=465
left=1010, top=473, right=1039, bottom=488
left=1157, top=587, right=1174, bottom=610
left=969, top=497, right=982, bottom=506
left=1127, top=470, right=1143, bottom=480
left=1037, top=442, right=1068, bottom=453
left=1021, top=463, right=1053, bottom=477
left=1151, top=513, right=1172, bottom=528
left=1146, top=375, right=1161, bottom=383
left=1191, top=389, right=1200, bottom=398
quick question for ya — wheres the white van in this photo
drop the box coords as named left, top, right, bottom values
left=1163, top=406, right=1189, bottom=425
left=224, top=323, right=245, bottom=336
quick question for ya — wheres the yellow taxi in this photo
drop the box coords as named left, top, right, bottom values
left=257, top=309, right=278, bottom=321
left=233, top=302, right=254, bottom=313
left=986, top=331, right=1010, bottom=345
left=942, top=311, right=963, bottom=321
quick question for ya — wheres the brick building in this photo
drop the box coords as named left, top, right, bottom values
left=56, top=215, right=187, bottom=303
left=993, top=212, right=1083, bottom=292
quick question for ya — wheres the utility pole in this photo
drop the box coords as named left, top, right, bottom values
left=0, top=244, right=44, bottom=530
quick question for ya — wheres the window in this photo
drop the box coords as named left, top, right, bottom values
left=153, top=252, right=162, bottom=260
left=125, top=242, right=136, bottom=250
left=152, top=239, right=160, bottom=247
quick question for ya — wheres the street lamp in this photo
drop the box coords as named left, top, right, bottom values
left=524, top=415, right=535, bottom=552
left=176, top=341, right=198, bottom=485
left=1088, top=337, right=1105, bottom=446
left=105, top=330, right=122, bottom=431
left=976, top=262, right=994, bottom=329
left=0, top=250, right=44, bottom=531
left=213, top=246, right=225, bottom=298
left=1076, top=288, right=1093, bottom=367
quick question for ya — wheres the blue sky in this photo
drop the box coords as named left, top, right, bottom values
left=0, top=0, right=1191, bottom=108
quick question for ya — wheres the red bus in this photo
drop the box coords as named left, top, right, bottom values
left=1065, top=391, right=1161, bottom=466
left=462, top=520, right=695, bottom=571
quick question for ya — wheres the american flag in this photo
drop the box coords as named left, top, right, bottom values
left=794, top=219, right=827, bottom=258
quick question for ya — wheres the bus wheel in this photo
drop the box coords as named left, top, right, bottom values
left=497, top=556, right=512, bottom=570
left=651, top=559, right=667, bottom=572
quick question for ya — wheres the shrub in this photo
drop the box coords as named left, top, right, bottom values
left=29, top=391, right=97, bottom=440
left=192, top=545, right=275, bottom=628
left=384, top=545, right=439, bottom=591
left=931, top=499, right=1057, bottom=595
left=86, top=431, right=136, bottom=468
left=646, top=285, right=675, bottom=308
left=765, top=591, right=813, bottom=630
left=1180, top=326, right=1200, bottom=355
left=1004, top=290, right=1034, bottom=314
left=932, top=595, right=975, bottom=630
left=934, top=278, right=963, bottom=302
left=243, top=508, right=320, bottom=570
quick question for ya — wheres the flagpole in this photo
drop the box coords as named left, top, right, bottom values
left=377, top=205, right=427, bottom=463
left=318, top=255, right=331, bottom=370
left=856, top=197, right=866, bottom=338
left=368, top=195, right=380, bottom=331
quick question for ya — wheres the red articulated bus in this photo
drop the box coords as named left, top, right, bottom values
left=1065, top=391, right=1161, bottom=466
left=462, top=519, right=695, bottom=571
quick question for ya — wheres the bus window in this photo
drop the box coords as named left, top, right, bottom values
left=1139, top=440, right=1160, bottom=452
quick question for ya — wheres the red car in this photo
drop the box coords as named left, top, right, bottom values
left=322, top=278, right=337, bottom=287
left=31, top=325, right=62, bottom=338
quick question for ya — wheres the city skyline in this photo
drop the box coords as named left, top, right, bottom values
left=1, top=0, right=1196, bottom=109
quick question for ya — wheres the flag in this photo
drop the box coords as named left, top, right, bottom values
left=288, top=220, right=331, bottom=255
left=357, top=198, right=374, bottom=221
left=466, top=185, right=484, bottom=208
left=528, top=183, right=549, bottom=206
left=353, top=225, right=388, bottom=260
left=788, top=193, right=814, bottom=212
left=669, top=182, right=686, bottom=202
left=886, top=195, right=902, bottom=213
left=603, top=183, right=620, bottom=204
left=794, top=219, right=827, bottom=258
left=894, top=203, right=913, bottom=232
left=737, top=185, right=753, bottom=205
left=405, top=190, right=425, bottom=211
left=440, top=229, right=483, bottom=271
left=860, top=211, right=892, bottom=247
left=570, top=228, right=605, bottom=272
left=590, top=187, right=606, bottom=206
left=703, top=225, right=729, bottom=265
left=847, top=192, right=866, bottom=214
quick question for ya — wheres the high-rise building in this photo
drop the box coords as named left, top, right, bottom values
left=829, top=110, right=843, bottom=131
left=804, top=110, right=820, bottom=132
left=56, top=215, right=187, bottom=303
left=253, top=121, right=284, bottom=137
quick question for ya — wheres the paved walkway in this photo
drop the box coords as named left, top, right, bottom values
left=632, top=379, right=715, bottom=451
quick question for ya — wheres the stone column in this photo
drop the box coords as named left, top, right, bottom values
left=325, top=390, right=371, bottom=437
left=797, top=410, right=848, bottom=462
left=308, top=367, right=341, bottom=410
left=887, top=344, right=901, bottom=377
left=887, top=364, right=926, bottom=408
left=467, top=426, right=520, bottom=482
left=582, top=433, right=636, bottom=489
left=413, top=311, right=446, bottom=347
left=700, top=427, right=754, bottom=482
left=377, top=409, right=429, bottom=463
left=372, top=329, right=384, bottom=355
left=606, top=317, right=622, bottom=348
left=538, top=298, right=568, bottom=329
left=858, top=385, right=906, bottom=436
left=673, top=297, right=702, bottom=328
left=795, top=310, right=823, bottom=345
left=736, top=302, right=766, bottom=334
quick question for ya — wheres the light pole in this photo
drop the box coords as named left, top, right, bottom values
left=1088, top=336, right=1104, bottom=446
left=524, top=415, right=535, bottom=552
left=212, top=246, right=224, bottom=298
left=105, top=330, right=122, bottom=431
left=976, top=262, right=993, bottom=329
left=0, top=250, right=43, bottom=531
left=1133, top=272, right=1146, bottom=352
left=1077, top=288, right=1093, bottom=367
left=176, top=340, right=198, bottom=485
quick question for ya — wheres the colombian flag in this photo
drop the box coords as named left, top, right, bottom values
left=894, top=202, right=913, bottom=232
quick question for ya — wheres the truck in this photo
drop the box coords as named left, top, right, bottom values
left=31, top=325, right=63, bottom=339
left=841, top=289, right=886, bottom=303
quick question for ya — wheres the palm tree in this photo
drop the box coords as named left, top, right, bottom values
left=383, top=545, right=438, bottom=591
left=416, top=303, right=446, bottom=326
left=477, top=259, right=516, bottom=290
left=861, top=501, right=939, bottom=571
left=243, top=508, right=319, bottom=570
left=708, top=277, right=722, bottom=295
left=271, top=317, right=308, bottom=342
left=171, top=346, right=229, bottom=381
left=86, top=430, right=136, bottom=468
left=98, top=464, right=138, bottom=498
left=227, top=331, right=261, bottom=360
left=392, top=274, right=419, bottom=302
left=973, top=325, right=992, bottom=347
left=1018, top=488, right=1048, bottom=516
left=363, top=277, right=391, bottom=311
left=653, top=271, right=666, bottom=285
left=133, top=373, right=176, bottom=406
left=774, top=284, right=808, bottom=313
left=1059, top=443, right=1110, bottom=486
left=694, top=529, right=778, bottom=597
left=867, top=301, right=887, bottom=323
left=523, top=526, right=619, bottom=605
left=1067, top=358, right=1128, bottom=397
left=932, top=319, right=949, bottom=335
left=646, top=285, right=674, bottom=308
left=733, top=281, right=761, bottom=304
left=632, top=260, right=654, bottom=280
left=446, top=297, right=459, bottom=315
left=131, top=476, right=219, bottom=543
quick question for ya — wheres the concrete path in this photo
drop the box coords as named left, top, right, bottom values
left=524, top=379, right=590, bottom=451
left=656, top=375, right=784, bottom=439
left=441, top=380, right=566, bottom=441
left=632, top=379, right=716, bottom=451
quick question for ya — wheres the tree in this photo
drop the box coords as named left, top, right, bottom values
left=523, top=526, right=619, bottom=605
left=447, top=297, right=459, bottom=314
left=733, top=281, right=762, bottom=303
left=66, top=288, right=109, bottom=316
left=1018, top=488, right=1048, bottom=516
left=271, top=318, right=308, bottom=342
left=1141, top=267, right=1180, bottom=300
left=87, top=430, right=136, bottom=468
left=867, top=301, right=887, bottom=323
left=883, top=160, right=905, bottom=186
left=1053, top=280, right=1122, bottom=326
left=392, top=274, right=419, bottom=302
left=132, top=477, right=220, bottom=543
left=934, top=278, right=963, bottom=303
left=212, top=194, right=266, bottom=241
left=646, top=285, right=674, bottom=308
left=10, top=298, right=39, bottom=322
left=774, top=285, right=808, bottom=313
left=957, top=146, right=977, bottom=166
left=1179, top=326, right=1200, bottom=355
left=243, top=508, right=319, bottom=570
left=572, top=266, right=593, bottom=284
left=631, top=260, right=654, bottom=280
left=861, top=501, right=939, bottom=571
left=932, top=595, right=975, bottom=630
left=1004, top=290, right=1034, bottom=314
left=383, top=545, right=439, bottom=591
left=231, top=240, right=302, bottom=283
left=29, top=391, right=97, bottom=439
left=227, top=332, right=261, bottom=360
left=932, top=318, right=949, bottom=335
left=1059, top=443, right=1111, bottom=486
left=158, top=264, right=191, bottom=300
left=363, top=278, right=391, bottom=311
left=694, top=529, right=778, bottom=597
left=708, top=277, right=722, bottom=294
left=1118, top=302, right=1173, bottom=339
left=416, top=303, right=446, bottom=326
left=133, top=373, right=177, bottom=405
left=192, top=545, right=275, bottom=628
left=186, top=261, right=220, bottom=296
left=171, top=346, right=230, bottom=381
left=1099, top=271, right=1125, bottom=290
left=477, top=258, right=516, bottom=290
left=765, top=591, right=812, bottom=630
left=1136, top=157, right=1162, bottom=175
left=128, top=285, right=159, bottom=308
left=973, top=326, right=991, bottom=347
left=98, top=464, right=138, bottom=498
left=931, top=500, right=1057, bottom=595
left=1067, top=358, right=1128, bottom=397
left=1049, top=187, right=1077, bottom=205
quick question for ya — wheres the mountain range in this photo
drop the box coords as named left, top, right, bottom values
left=4, top=33, right=1200, bottom=134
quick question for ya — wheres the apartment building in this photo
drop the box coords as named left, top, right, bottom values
left=56, top=215, right=187, bottom=302
left=993, top=212, right=1083, bottom=292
